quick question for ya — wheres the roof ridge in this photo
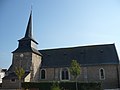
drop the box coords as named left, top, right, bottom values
left=39, top=43, right=115, bottom=51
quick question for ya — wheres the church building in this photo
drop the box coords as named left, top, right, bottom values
left=2, top=12, right=120, bottom=89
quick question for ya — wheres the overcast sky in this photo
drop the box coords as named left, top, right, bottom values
left=1, top=0, right=120, bottom=68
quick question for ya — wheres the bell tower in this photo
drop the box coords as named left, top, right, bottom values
left=10, top=11, right=42, bottom=81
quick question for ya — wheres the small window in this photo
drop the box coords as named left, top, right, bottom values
left=61, top=68, right=69, bottom=80
left=100, top=50, right=103, bottom=53
left=64, top=53, right=67, bottom=55
left=11, top=79, right=16, bottom=82
left=99, top=68, right=105, bottom=80
left=41, top=69, right=46, bottom=79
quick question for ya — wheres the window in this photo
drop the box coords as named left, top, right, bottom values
left=99, top=68, right=105, bottom=80
left=61, top=68, right=69, bottom=80
left=41, top=69, right=46, bottom=79
left=10, top=78, right=16, bottom=82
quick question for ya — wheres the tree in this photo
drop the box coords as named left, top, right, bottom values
left=15, top=67, right=25, bottom=90
left=51, top=82, right=61, bottom=90
left=69, top=60, right=81, bottom=90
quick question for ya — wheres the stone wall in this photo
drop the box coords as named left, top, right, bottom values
left=12, top=52, right=32, bottom=71
left=31, top=53, right=42, bottom=82
left=2, top=79, right=19, bottom=89
left=40, top=64, right=119, bottom=89
left=87, top=64, right=119, bottom=89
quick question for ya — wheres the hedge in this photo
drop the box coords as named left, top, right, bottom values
left=22, top=81, right=102, bottom=90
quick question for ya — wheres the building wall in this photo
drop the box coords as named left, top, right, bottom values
left=12, top=52, right=32, bottom=71
left=31, top=53, right=41, bottom=82
left=24, top=73, right=31, bottom=82
left=40, top=64, right=119, bottom=89
left=2, top=79, right=20, bottom=89
left=86, top=65, right=119, bottom=89
left=0, top=72, right=5, bottom=83
left=11, top=52, right=42, bottom=82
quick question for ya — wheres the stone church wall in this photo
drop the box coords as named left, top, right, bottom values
left=12, top=52, right=32, bottom=71
left=31, top=53, right=41, bottom=82
left=2, top=79, right=20, bottom=89
left=40, top=64, right=119, bottom=89
left=86, top=64, right=119, bottom=89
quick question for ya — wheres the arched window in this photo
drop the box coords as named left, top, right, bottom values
left=61, top=68, right=69, bottom=80
left=41, top=69, right=46, bottom=79
left=99, top=68, right=105, bottom=80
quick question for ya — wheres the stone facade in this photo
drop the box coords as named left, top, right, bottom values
left=31, top=53, right=41, bottom=82
left=12, top=52, right=32, bottom=71
left=8, top=52, right=42, bottom=82
left=86, top=65, right=119, bottom=89
left=40, top=64, right=119, bottom=89
left=2, top=79, right=20, bottom=89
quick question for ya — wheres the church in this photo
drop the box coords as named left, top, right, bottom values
left=2, top=12, right=120, bottom=89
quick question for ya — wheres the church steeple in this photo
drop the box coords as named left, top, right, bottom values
left=12, top=11, right=41, bottom=55
left=24, top=11, right=32, bottom=39
left=20, top=10, right=38, bottom=44
left=6, top=10, right=42, bottom=85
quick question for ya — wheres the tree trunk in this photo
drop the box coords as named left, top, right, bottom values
left=75, top=78, right=78, bottom=90
left=19, top=79, right=21, bottom=90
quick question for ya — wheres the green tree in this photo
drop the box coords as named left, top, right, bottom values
left=69, top=60, right=81, bottom=90
left=15, top=67, right=25, bottom=90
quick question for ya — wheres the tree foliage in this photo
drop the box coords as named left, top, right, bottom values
left=15, top=67, right=25, bottom=90
left=69, top=60, right=81, bottom=79
left=15, top=67, right=25, bottom=80
left=69, top=60, right=81, bottom=90
left=51, top=82, right=61, bottom=90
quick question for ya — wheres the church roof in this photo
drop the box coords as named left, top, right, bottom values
left=25, top=11, right=32, bottom=39
left=20, top=11, right=38, bottom=44
left=39, top=44, right=119, bottom=68
left=12, top=46, right=42, bottom=55
left=12, top=11, right=41, bottom=55
left=3, top=71, right=30, bottom=79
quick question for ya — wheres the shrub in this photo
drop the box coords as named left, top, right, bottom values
left=51, top=82, right=61, bottom=90
left=22, top=81, right=102, bottom=90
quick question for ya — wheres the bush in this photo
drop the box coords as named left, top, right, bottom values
left=51, top=82, right=61, bottom=90
left=22, top=81, right=102, bottom=90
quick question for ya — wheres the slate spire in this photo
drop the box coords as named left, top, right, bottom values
left=12, top=10, right=41, bottom=55
left=25, top=10, right=32, bottom=38
left=19, top=9, right=38, bottom=44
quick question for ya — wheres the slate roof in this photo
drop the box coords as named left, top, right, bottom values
left=24, top=11, right=32, bottom=39
left=39, top=44, right=119, bottom=68
left=20, top=11, right=38, bottom=44
left=12, top=11, right=41, bottom=56
left=0, top=69, right=7, bottom=72
left=12, top=46, right=42, bottom=56
left=3, top=71, right=30, bottom=79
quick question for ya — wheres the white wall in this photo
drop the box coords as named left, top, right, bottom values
left=0, top=72, right=5, bottom=83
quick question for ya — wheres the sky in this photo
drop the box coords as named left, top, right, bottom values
left=1, top=0, right=120, bottom=68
